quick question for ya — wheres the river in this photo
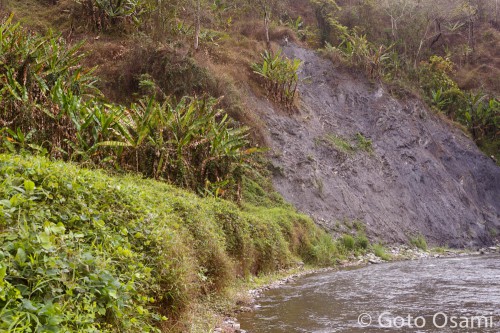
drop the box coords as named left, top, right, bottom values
left=238, top=255, right=500, bottom=332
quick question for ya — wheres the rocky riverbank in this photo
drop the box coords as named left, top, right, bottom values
left=212, top=244, right=500, bottom=333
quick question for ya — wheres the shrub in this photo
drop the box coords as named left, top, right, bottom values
left=410, top=235, right=428, bottom=251
left=340, top=234, right=355, bottom=250
left=0, top=15, right=98, bottom=159
left=355, top=234, right=370, bottom=250
left=113, top=96, right=255, bottom=196
left=372, top=244, right=391, bottom=261
left=457, top=93, right=499, bottom=142
left=76, top=0, right=148, bottom=32
left=0, top=17, right=256, bottom=197
left=251, top=49, right=302, bottom=108
left=0, top=153, right=338, bottom=332
left=322, top=28, right=391, bottom=80
left=419, top=56, right=458, bottom=97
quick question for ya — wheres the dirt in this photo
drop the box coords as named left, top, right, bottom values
left=245, top=45, right=500, bottom=247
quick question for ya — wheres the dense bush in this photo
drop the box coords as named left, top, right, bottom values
left=252, top=50, right=302, bottom=108
left=107, top=96, right=253, bottom=196
left=0, top=14, right=98, bottom=159
left=457, top=93, right=499, bottom=142
left=419, top=56, right=458, bottom=97
left=410, top=235, right=428, bottom=251
left=0, top=16, right=253, bottom=196
left=340, top=234, right=355, bottom=250
left=418, top=56, right=499, bottom=144
left=76, top=0, right=148, bottom=32
left=0, top=154, right=336, bottom=332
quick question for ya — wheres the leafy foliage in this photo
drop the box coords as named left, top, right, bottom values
left=323, top=29, right=392, bottom=80
left=0, top=14, right=99, bottom=159
left=410, top=235, right=428, bottom=251
left=0, top=154, right=337, bottom=332
left=419, top=56, right=458, bottom=96
left=116, top=96, right=254, bottom=196
left=458, top=93, right=499, bottom=142
left=252, top=50, right=302, bottom=108
left=76, top=0, right=149, bottom=31
left=418, top=56, right=499, bottom=144
left=0, top=16, right=254, bottom=196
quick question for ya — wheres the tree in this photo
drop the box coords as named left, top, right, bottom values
left=460, top=0, right=478, bottom=63
left=310, top=0, right=342, bottom=46
left=381, top=0, right=417, bottom=41
left=194, top=0, right=201, bottom=50
left=255, top=0, right=281, bottom=48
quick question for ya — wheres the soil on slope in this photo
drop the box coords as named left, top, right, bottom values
left=246, top=45, right=500, bottom=247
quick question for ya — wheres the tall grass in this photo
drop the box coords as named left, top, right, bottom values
left=410, top=235, right=428, bottom=251
left=372, top=244, right=391, bottom=261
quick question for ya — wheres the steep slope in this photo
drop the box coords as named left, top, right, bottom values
left=0, top=154, right=335, bottom=332
left=248, top=45, right=500, bottom=247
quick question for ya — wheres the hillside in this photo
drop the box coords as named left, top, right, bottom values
left=0, top=154, right=337, bottom=331
left=0, top=0, right=499, bottom=331
left=251, top=45, right=500, bottom=247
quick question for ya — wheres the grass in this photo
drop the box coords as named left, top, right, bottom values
left=340, top=234, right=355, bottom=250
left=432, top=246, right=449, bottom=254
left=317, top=133, right=375, bottom=155
left=354, top=234, right=369, bottom=250
left=372, top=244, right=392, bottom=261
left=478, top=138, right=500, bottom=166
left=337, top=232, right=370, bottom=256
left=320, top=134, right=355, bottom=153
left=0, top=153, right=337, bottom=332
left=410, top=235, right=428, bottom=251
left=355, top=133, right=373, bottom=152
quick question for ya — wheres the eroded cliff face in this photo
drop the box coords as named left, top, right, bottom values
left=248, top=45, right=500, bottom=247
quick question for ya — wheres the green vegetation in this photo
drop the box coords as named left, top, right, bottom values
left=372, top=244, right=392, bottom=261
left=314, top=0, right=499, bottom=161
left=338, top=232, right=369, bottom=255
left=0, top=154, right=336, bottom=332
left=418, top=56, right=499, bottom=155
left=317, top=133, right=374, bottom=154
left=78, top=0, right=147, bottom=32
left=323, top=31, right=392, bottom=80
left=252, top=50, right=302, bottom=108
left=318, top=134, right=355, bottom=153
left=340, top=234, right=355, bottom=250
left=432, top=246, right=449, bottom=254
left=0, top=16, right=337, bottom=331
left=355, top=133, right=373, bottom=153
left=354, top=233, right=369, bottom=250
left=411, top=235, right=428, bottom=251
left=0, top=16, right=253, bottom=197
left=0, top=0, right=498, bottom=330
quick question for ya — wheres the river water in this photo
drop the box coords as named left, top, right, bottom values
left=238, top=255, right=500, bottom=332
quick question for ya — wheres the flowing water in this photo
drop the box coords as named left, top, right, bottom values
left=238, top=255, right=500, bottom=332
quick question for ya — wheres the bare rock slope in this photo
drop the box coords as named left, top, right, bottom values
left=251, top=46, right=500, bottom=247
